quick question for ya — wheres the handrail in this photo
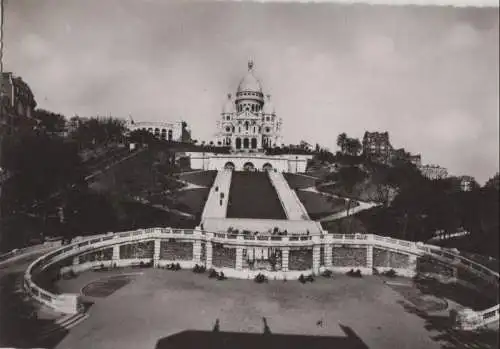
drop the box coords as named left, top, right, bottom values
left=21, top=228, right=499, bottom=328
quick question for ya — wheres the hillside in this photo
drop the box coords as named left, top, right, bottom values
left=311, top=156, right=499, bottom=258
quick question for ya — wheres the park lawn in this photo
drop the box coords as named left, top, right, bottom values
left=283, top=173, right=317, bottom=190
left=179, top=171, right=217, bottom=187
left=172, top=188, right=211, bottom=219
left=295, top=190, right=348, bottom=220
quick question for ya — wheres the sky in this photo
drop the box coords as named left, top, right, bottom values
left=3, top=0, right=499, bottom=184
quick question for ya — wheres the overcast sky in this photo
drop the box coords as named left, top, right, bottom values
left=4, top=0, right=499, bottom=183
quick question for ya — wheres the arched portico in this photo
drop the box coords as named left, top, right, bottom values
left=262, top=163, right=273, bottom=171
left=243, top=162, right=255, bottom=171
left=224, top=162, right=235, bottom=170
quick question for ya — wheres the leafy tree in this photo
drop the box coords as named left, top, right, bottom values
left=345, top=138, right=362, bottom=156
left=484, top=172, right=499, bottom=191
left=336, top=166, right=368, bottom=233
left=336, top=133, right=347, bottom=153
left=129, top=129, right=156, bottom=145
left=33, top=109, right=67, bottom=135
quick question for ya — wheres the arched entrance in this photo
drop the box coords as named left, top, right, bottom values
left=262, top=163, right=273, bottom=171
left=224, top=162, right=235, bottom=171
left=243, top=162, right=255, bottom=171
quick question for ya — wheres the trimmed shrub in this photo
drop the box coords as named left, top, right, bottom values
left=217, top=271, right=227, bottom=281
left=254, top=273, right=268, bottom=284
left=166, top=263, right=181, bottom=271
left=306, top=274, right=315, bottom=282
left=383, top=269, right=397, bottom=278
left=372, top=267, right=379, bottom=275
left=346, top=269, right=363, bottom=278
left=298, top=274, right=307, bottom=284
left=208, top=268, right=218, bottom=279
left=193, top=264, right=207, bottom=274
left=321, top=269, right=333, bottom=278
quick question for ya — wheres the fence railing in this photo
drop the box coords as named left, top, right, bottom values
left=18, top=228, right=499, bottom=328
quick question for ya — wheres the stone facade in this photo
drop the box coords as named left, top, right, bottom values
left=216, top=61, right=283, bottom=151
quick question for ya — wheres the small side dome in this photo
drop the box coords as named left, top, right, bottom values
left=222, top=93, right=235, bottom=113
left=263, top=94, right=275, bottom=114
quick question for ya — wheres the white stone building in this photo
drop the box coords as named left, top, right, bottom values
left=187, top=61, right=312, bottom=173
left=215, top=61, right=283, bottom=151
left=126, top=116, right=183, bottom=142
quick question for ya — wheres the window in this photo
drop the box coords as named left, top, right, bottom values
left=265, top=127, right=271, bottom=133
left=225, top=126, right=231, bottom=133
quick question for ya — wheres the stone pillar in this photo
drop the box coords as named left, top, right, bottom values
left=112, top=245, right=120, bottom=267
left=235, top=235, right=244, bottom=271
left=193, top=240, right=202, bottom=264
left=312, top=245, right=321, bottom=274
left=206, top=241, right=213, bottom=269
left=324, top=244, right=333, bottom=268
left=153, top=239, right=161, bottom=267
left=366, top=245, right=373, bottom=270
left=408, top=254, right=418, bottom=277
left=281, top=247, right=289, bottom=272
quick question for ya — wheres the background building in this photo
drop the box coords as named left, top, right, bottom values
left=126, top=116, right=184, bottom=142
left=362, top=131, right=392, bottom=164
left=419, top=164, right=448, bottom=180
left=457, top=175, right=476, bottom=192
left=188, top=61, right=311, bottom=173
left=215, top=61, right=283, bottom=152
left=0, top=72, right=37, bottom=135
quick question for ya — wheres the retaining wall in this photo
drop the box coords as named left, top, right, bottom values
left=20, top=228, right=499, bottom=330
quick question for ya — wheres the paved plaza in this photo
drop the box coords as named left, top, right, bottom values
left=53, top=269, right=451, bottom=349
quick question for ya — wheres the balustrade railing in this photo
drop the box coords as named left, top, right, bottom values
left=20, top=228, right=499, bottom=328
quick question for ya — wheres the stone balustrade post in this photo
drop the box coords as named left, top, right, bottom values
left=366, top=245, right=373, bottom=271
left=281, top=238, right=290, bottom=272
left=193, top=240, right=202, bottom=264
left=235, top=235, right=244, bottom=271
left=72, top=256, right=79, bottom=266
left=312, top=236, right=321, bottom=274
left=205, top=238, right=213, bottom=269
left=112, top=245, right=120, bottom=266
left=153, top=239, right=161, bottom=267
left=324, top=244, right=332, bottom=268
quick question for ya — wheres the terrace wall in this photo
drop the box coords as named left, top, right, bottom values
left=22, top=229, right=499, bottom=330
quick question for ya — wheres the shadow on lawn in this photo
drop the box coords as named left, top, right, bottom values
left=398, top=300, right=498, bottom=349
left=155, top=317, right=370, bottom=349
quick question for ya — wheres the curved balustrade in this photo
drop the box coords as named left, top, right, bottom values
left=22, top=228, right=499, bottom=330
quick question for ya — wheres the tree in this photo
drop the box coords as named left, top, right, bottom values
left=336, top=133, right=347, bottom=154
left=484, top=172, right=499, bottom=191
left=129, top=129, right=156, bottom=145
left=345, top=138, right=362, bottom=156
left=336, top=166, right=368, bottom=233
left=33, top=109, right=67, bottom=135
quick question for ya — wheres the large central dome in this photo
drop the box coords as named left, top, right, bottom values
left=237, top=60, right=262, bottom=93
